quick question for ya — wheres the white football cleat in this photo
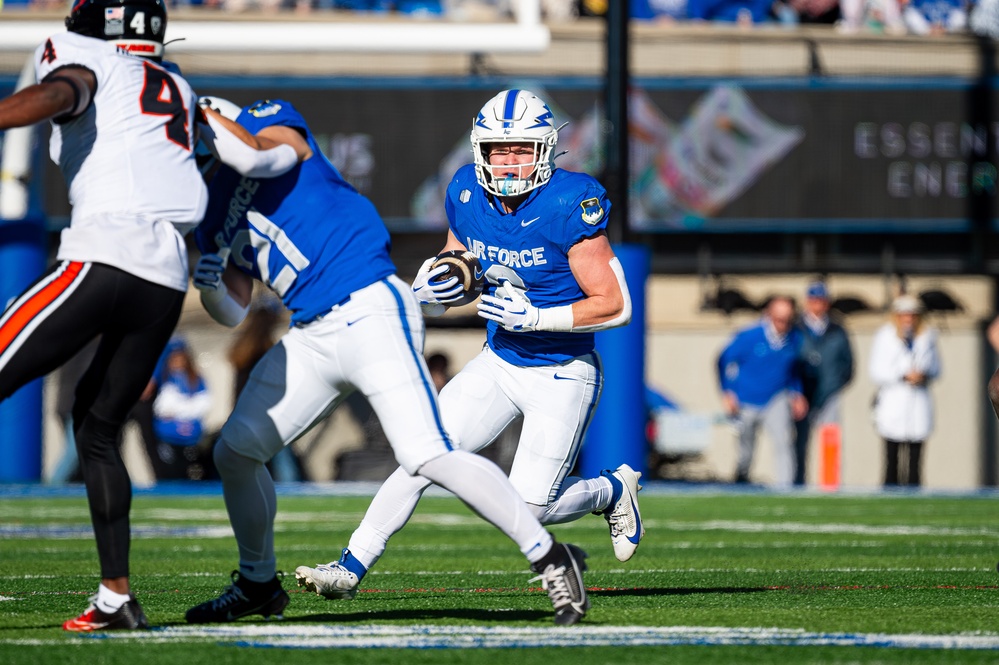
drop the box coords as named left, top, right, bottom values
left=603, top=464, right=645, bottom=562
left=295, top=562, right=359, bottom=600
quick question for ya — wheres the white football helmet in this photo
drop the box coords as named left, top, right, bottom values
left=470, top=89, right=558, bottom=198
left=198, top=96, right=243, bottom=121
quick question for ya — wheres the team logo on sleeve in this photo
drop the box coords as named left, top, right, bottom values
left=580, top=197, right=604, bottom=225
left=248, top=101, right=282, bottom=118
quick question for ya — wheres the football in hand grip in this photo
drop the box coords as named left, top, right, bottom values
left=430, top=250, right=484, bottom=308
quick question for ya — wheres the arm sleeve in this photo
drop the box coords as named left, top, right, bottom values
left=201, top=113, right=299, bottom=179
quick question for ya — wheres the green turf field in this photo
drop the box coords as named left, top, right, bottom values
left=1, top=485, right=997, bottom=663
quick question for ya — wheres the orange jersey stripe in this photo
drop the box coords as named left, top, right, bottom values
left=0, top=262, right=85, bottom=357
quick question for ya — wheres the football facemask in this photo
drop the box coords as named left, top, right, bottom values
left=471, top=89, right=558, bottom=198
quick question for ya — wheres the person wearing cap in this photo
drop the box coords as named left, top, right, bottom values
left=869, top=294, right=941, bottom=486
left=717, top=295, right=808, bottom=487
left=793, top=281, right=854, bottom=486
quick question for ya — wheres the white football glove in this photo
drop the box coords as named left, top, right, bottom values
left=412, top=257, right=464, bottom=317
left=477, top=280, right=574, bottom=332
left=193, top=249, right=229, bottom=293
left=477, top=284, right=541, bottom=331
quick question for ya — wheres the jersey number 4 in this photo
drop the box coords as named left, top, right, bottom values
left=139, top=62, right=190, bottom=150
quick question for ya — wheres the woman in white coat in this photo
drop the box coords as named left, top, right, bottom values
left=868, top=295, right=941, bottom=486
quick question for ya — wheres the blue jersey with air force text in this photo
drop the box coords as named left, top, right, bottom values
left=445, top=164, right=611, bottom=367
left=195, top=100, right=395, bottom=326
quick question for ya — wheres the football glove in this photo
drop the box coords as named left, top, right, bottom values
left=193, top=250, right=229, bottom=293
left=478, top=288, right=539, bottom=331
left=477, top=281, right=573, bottom=332
left=412, top=257, right=464, bottom=316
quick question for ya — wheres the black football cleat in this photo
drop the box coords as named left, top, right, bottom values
left=186, top=571, right=289, bottom=624
left=530, top=543, right=590, bottom=626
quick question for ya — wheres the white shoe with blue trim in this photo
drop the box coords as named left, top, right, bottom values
left=603, top=464, right=645, bottom=562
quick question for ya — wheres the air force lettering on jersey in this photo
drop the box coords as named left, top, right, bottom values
left=35, top=31, right=206, bottom=292
left=445, top=164, right=611, bottom=367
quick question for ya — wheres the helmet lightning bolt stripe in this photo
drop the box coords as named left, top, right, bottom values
left=470, top=89, right=559, bottom=198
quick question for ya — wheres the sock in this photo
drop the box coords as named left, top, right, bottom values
left=95, top=584, right=131, bottom=613
left=346, top=466, right=433, bottom=573
left=338, top=548, right=368, bottom=580
left=601, top=469, right=624, bottom=512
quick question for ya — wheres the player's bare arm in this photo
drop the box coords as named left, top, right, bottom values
left=567, top=232, right=631, bottom=329
left=0, top=67, right=95, bottom=130
left=438, top=229, right=467, bottom=254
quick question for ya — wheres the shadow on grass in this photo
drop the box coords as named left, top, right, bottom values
left=591, top=586, right=771, bottom=597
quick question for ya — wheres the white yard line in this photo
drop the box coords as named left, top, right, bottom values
left=3, top=624, right=997, bottom=650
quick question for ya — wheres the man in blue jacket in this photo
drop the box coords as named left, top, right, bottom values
left=717, top=295, right=807, bottom=487
left=794, top=281, right=854, bottom=486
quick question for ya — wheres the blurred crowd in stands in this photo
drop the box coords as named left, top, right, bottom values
left=4, top=0, right=998, bottom=39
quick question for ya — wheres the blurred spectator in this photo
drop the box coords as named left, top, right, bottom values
left=222, top=0, right=286, bottom=12
left=970, top=0, right=999, bottom=37
left=869, top=294, right=941, bottom=487
left=298, top=0, right=443, bottom=13
left=986, top=314, right=999, bottom=422
left=901, top=0, right=968, bottom=34
left=687, top=0, right=774, bottom=23
left=793, top=281, right=854, bottom=486
left=631, top=0, right=689, bottom=21
left=149, top=336, right=213, bottom=480
left=837, top=0, right=906, bottom=33
left=226, top=295, right=304, bottom=481
left=774, top=0, right=840, bottom=24
left=717, top=295, right=807, bottom=487
left=426, top=351, right=452, bottom=392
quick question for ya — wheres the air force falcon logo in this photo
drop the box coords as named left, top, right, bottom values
left=580, top=197, right=604, bottom=225
left=248, top=101, right=282, bottom=118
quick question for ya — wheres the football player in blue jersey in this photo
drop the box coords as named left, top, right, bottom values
left=184, top=97, right=591, bottom=626
left=295, top=89, right=644, bottom=605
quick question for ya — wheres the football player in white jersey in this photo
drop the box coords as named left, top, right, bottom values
left=183, top=97, right=591, bottom=627
left=295, top=89, right=644, bottom=604
left=0, top=0, right=206, bottom=632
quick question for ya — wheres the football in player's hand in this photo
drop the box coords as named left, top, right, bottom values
left=430, top=250, right=484, bottom=308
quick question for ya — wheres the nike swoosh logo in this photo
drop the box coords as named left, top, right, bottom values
left=553, top=373, right=574, bottom=381
left=521, top=217, right=541, bottom=227
left=474, top=267, right=484, bottom=280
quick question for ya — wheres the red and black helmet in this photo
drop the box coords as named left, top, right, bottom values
left=66, top=0, right=168, bottom=60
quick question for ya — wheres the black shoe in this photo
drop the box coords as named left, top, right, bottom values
left=186, top=571, right=289, bottom=624
left=530, top=543, right=589, bottom=626
left=63, top=595, right=149, bottom=632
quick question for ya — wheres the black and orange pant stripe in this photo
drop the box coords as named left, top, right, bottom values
left=0, top=260, right=184, bottom=579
